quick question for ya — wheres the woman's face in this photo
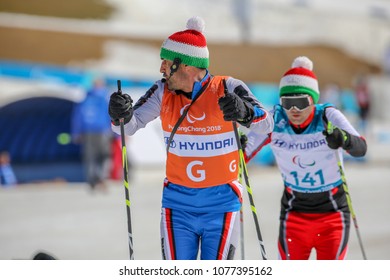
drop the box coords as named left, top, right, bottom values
left=280, top=94, right=314, bottom=125
left=285, top=104, right=314, bottom=125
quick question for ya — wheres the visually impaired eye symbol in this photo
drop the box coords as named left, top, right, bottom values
left=180, top=104, right=206, bottom=123
left=292, top=155, right=315, bottom=169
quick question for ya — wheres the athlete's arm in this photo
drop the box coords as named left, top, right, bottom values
left=325, top=107, right=367, bottom=157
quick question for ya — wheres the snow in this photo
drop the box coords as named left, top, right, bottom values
left=1, top=164, right=389, bottom=260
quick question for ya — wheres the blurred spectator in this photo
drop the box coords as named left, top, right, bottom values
left=0, top=151, right=17, bottom=187
left=110, top=134, right=123, bottom=181
left=71, top=78, right=112, bottom=192
left=320, top=82, right=343, bottom=110
left=383, top=42, right=390, bottom=76
left=353, top=73, right=371, bottom=135
left=232, top=0, right=253, bottom=44
left=110, top=134, right=134, bottom=182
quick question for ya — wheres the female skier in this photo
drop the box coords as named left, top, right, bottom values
left=243, top=56, right=367, bottom=260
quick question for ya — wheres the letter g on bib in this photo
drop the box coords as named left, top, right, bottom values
left=187, top=161, right=206, bottom=182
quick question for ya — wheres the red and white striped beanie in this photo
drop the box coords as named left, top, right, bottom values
left=160, top=16, right=209, bottom=69
left=279, top=56, right=320, bottom=104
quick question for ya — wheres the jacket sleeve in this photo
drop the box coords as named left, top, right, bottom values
left=325, top=107, right=367, bottom=157
left=225, top=77, right=274, bottom=135
left=243, top=130, right=272, bottom=163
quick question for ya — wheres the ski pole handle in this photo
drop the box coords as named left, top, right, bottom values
left=327, top=121, right=334, bottom=134
left=223, top=79, right=228, bottom=95
left=117, top=80, right=122, bottom=94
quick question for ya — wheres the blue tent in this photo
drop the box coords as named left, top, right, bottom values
left=0, top=97, right=83, bottom=183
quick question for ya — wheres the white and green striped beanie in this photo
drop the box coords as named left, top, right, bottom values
left=160, top=16, right=209, bottom=69
left=279, top=56, right=320, bottom=104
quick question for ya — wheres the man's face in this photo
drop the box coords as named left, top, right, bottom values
left=160, top=59, right=188, bottom=91
left=280, top=94, right=314, bottom=125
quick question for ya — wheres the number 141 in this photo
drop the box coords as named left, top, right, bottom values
left=290, top=170, right=324, bottom=186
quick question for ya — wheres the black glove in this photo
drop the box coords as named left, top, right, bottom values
left=108, top=92, right=133, bottom=126
left=239, top=133, right=248, bottom=150
left=218, top=91, right=254, bottom=126
left=323, top=126, right=351, bottom=150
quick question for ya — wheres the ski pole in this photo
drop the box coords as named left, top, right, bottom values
left=327, top=122, right=367, bottom=260
left=117, top=80, right=134, bottom=260
left=237, top=155, right=245, bottom=260
left=239, top=207, right=245, bottom=260
left=233, top=124, right=267, bottom=260
left=222, top=79, right=267, bottom=260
